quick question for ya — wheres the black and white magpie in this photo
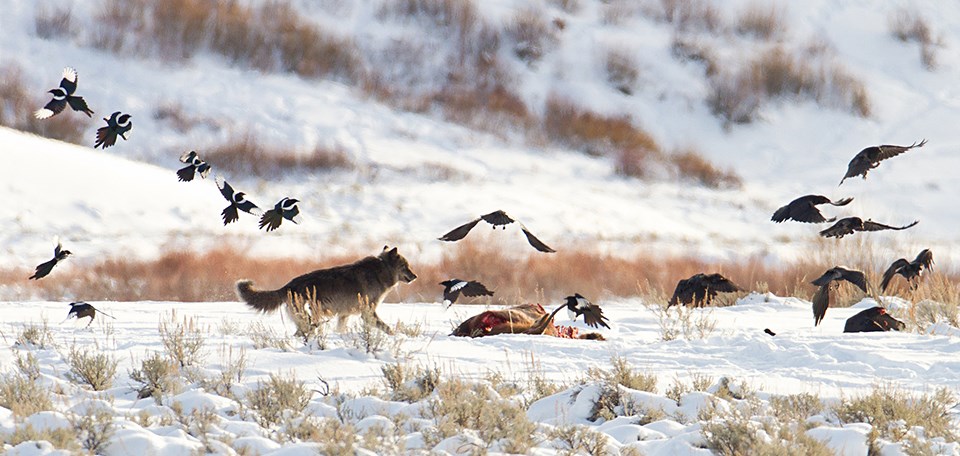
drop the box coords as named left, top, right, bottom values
left=440, top=279, right=494, bottom=307
left=94, top=111, right=132, bottom=149
left=29, top=241, right=71, bottom=280
left=259, top=197, right=301, bottom=231
left=177, top=150, right=212, bottom=182
left=215, top=176, right=262, bottom=225
left=34, top=67, right=94, bottom=119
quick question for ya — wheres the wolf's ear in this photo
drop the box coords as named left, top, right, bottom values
left=382, top=245, right=390, bottom=253
left=387, top=247, right=398, bottom=257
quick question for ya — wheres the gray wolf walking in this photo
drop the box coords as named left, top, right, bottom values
left=236, top=246, right=417, bottom=333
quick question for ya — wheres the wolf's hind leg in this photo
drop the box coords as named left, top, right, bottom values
left=336, top=315, right=349, bottom=333
left=364, top=311, right=394, bottom=335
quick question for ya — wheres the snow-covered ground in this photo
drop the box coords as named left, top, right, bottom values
left=1, top=295, right=959, bottom=454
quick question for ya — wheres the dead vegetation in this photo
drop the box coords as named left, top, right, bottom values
left=203, top=134, right=355, bottom=177
left=6, top=238, right=959, bottom=307
left=889, top=8, right=942, bottom=70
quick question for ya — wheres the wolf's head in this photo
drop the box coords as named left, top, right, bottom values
left=381, top=246, right=417, bottom=283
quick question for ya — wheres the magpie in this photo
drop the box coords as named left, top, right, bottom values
left=94, top=111, right=132, bottom=149
left=177, top=150, right=212, bottom=182
left=34, top=67, right=93, bottom=119
left=440, top=279, right=494, bottom=307
left=259, top=197, right=301, bottom=231
left=215, top=176, right=262, bottom=225
left=29, top=241, right=71, bottom=280
left=64, top=302, right=116, bottom=328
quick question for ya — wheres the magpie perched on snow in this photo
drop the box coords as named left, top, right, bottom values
left=64, top=302, right=115, bottom=327
left=94, top=111, right=132, bottom=149
left=438, top=210, right=555, bottom=253
left=819, top=217, right=918, bottom=239
left=259, top=197, right=301, bottom=231
left=771, top=195, right=853, bottom=224
left=440, top=279, right=494, bottom=307
left=839, top=139, right=926, bottom=185
left=215, top=176, right=262, bottom=225
left=810, top=266, right=868, bottom=326
left=29, top=241, right=71, bottom=280
left=880, top=249, right=934, bottom=292
left=177, top=150, right=212, bottom=182
left=668, top=273, right=742, bottom=307
left=34, top=67, right=94, bottom=119
left=563, top=293, right=610, bottom=329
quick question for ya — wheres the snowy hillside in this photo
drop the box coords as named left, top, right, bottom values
left=2, top=0, right=959, bottom=274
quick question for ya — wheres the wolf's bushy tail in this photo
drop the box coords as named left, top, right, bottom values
left=236, top=280, right=286, bottom=312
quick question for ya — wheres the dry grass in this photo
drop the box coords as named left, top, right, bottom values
left=656, top=0, right=723, bottom=33
left=708, top=45, right=871, bottom=125
left=0, top=63, right=90, bottom=145
left=670, top=147, right=743, bottom=189
left=604, top=47, right=640, bottom=95
left=544, top=94, right=661, bottom=159
left=735, top=3, right=787, bottom=40
left=505, top=8, right=559, bottom=65
left=34, top=4, right=74, bottom=40
left=6, top=237, right=959, bottom=308
left=889, top=8, right=941, bottom=70
left=93, top=0, right=360, bottom=81
left=835, top=384, right=956, bottom=442
left=204, top=134, right=355, bottom=177
left=671, top=35, right=719, bottom=76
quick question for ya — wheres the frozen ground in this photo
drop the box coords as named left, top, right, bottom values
left=1, top=295, right=960, bottom=454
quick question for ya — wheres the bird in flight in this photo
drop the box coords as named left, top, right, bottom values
left=819, top=217, right=918, bottom=239
left=177, top=151, right=212, bottom=182
left=839, top=139, right=926, bottom=185
left=438, top=210, right=555, bottom=253
left=29, top=240, right=72, bottom=280
left=771, top=195, right=853, bottom=223
left=215, top=176, right=262, bottom=225
left=668, top=273, right=742, bottom=307
left=35, top=67, right=94, bottom=119
left=259, top=197, right=301, bottom=231
left=64, top=301, right=116, bottom=327
left=94, top=111, right=132, bottom=149
left=810, top=266, right=867, bottom=326
left=880, top=249, right=934, bottom=292
left=440, top=279, right=494, bottom=307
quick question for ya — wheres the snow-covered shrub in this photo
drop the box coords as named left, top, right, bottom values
left=64, top=344, right=118, bottom=391
left=158, top=311, right=206, bottom=369
left=247, top=373, right=312, bottom=428
left=889, top=8, right=942, bottom=70
left=129, top=351, right=181, bottom=402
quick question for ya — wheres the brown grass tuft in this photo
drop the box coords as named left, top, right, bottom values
left=658, top=0, right=723, bottom=33
left=708, top=46, right=871, bottom=125
left=670, top=147, right=743, bottom=189
left=93, top=0, right=360, bottom=80
left=889, top=8, right=941, bottom=70
left=204, top=134, right=354, bottom=177
left=604, top=47, right=640, bottom=95
left=505, top=8, right=559, bottom=64
left=544, top=94, right=660, bottom=159
left=34, top=4, right=75, bottom=40
left=735, top=3, right=787, bottom=40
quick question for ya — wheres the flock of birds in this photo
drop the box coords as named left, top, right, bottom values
left=25, top=67, right=937, bottom=334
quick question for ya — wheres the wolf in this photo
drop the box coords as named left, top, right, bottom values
left=236, top=246, right=417, bottom=334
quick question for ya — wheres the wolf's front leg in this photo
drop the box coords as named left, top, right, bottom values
left=364, top=312, right=394, bottom=335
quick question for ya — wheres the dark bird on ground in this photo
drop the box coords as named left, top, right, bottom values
left=668, top=273, right=743, bottom=307
left=763, top=328, right=776, bottom=336
left=810, top=266, right=868, bottom=326
left=839, top=139, right=926, bottom=185
left=215, top=176, right=262, bottom=225
left=259, top=197, right=301, bottom=231
left=440, top=279, right=494, bottom=307
left=94, top=111, right=132, bottom=149
left=563, top=293, right=611, bottom=329
left=771, top=195, right=854, bottom=223
left=64, top=302, right=116, bottom=327
left=29, top=241, right=72, bottom=280
left=819, top=217, right=918, bottom=239
left=438, top=210, right=555, bottom=253
left=843, top=307, right=905, bottom=333
left=34, top=67, right=94, bottom=119
left=177, top=150, right=211, bottom=182
left=880, top=249, right=934, bottom=292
